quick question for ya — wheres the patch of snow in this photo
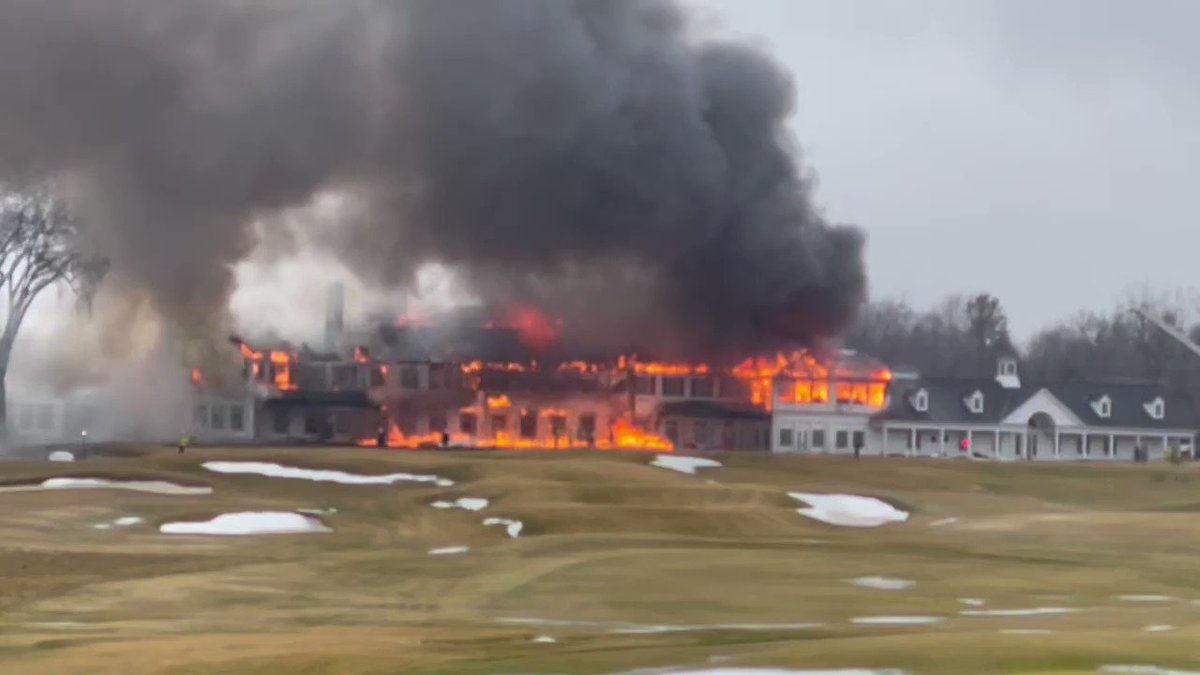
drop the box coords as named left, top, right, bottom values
left=0, top=478, right=212, bottom=496
left=113, top=516, right=144, bottom=527
left=961, top=607, right=1075, bottom=617
left=297, top=508, right=338, bottom=516
left=431, top=497, right=489, bottom=511
left=1099, top=662, right=1200, bottom=667
left=161, top=512, right=330, bottom=536
left=1144, top=625, right=1175, bottom=633
left=202, top=461, right=452, bottom=487
left=1117, top=595, right=1175, bottom=602
left=850, top=616, right=941, bottom=626
left=531, top=635, right=556, bottom=643
left=959, top=598, right=986, bottom=607
left=484, top=517, right=523, bottom=538
left=48, top=451, right=75, bottom=463
left=999, top=629, right=1055, bottom=635
left=91, top=523, right=111, bottom=530
left=929, top=517, right=959, bottom=527
left=429, top=546, right=469, bottom=555
left=650, top=455, right=722, bottom=475
left=845, top=577, right=914, bottom=591
left=788, top=493, right=909, bottom=528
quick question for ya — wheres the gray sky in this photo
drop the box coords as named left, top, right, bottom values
left=695, top=0, right=1200, bottom=338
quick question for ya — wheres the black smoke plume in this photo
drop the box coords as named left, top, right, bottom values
left=0, top=0, right=864, bottom=359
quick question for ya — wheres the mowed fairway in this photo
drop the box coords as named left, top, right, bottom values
left=0, top=450, right=1199, bottom=674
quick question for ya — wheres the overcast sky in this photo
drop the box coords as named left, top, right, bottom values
left=694, top=0, right=1200, bottom=338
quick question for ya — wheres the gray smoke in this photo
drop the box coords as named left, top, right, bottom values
left=0, top=0, right=864, bottom=358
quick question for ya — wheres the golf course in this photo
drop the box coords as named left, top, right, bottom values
left=0, top=448, right=1198, bottom=674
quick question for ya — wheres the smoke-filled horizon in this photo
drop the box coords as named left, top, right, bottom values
left=0, top=0, right=864, bottom=360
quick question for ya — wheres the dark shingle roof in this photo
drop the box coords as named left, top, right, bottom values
left=879, top=377, right=1200, bottom=431
left=656, top=399, right=769, bottom=421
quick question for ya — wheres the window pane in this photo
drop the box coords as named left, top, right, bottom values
left=230, top=406, right=244, bottom=431
left=852, top=431, right=865, bottom=448
left=211, top=405, right=226, bottom=430
left=779, top=428, right=794, bottom=447
left=661, top=377, right=685, bottom=396
left=519, top=410, right=538, bottom=439
left=195, top=405, right=209, bottom=428
left=836, top=430, right=848, bottom=449
left=690, top=377, right=714, bottom=398
left=812, top=429, right=825, bottom=448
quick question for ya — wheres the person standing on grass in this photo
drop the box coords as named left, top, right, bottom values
left=178, top=434, right=190, bottom=454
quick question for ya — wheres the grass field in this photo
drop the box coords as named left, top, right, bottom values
left=0, top=448, right=1199, bottom=674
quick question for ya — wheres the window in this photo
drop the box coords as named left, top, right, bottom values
left=812, top=429, right=826, bottom=448
left=1144, top=396, right=1165, bottom=420
left=836, top=430, right=849, bottom=449
left=690, top=377, right=714, bottom=398
left=852, top=430, right=865, bottom=449
left=578, top=413, right=596, bottom=438
left=399, top=366, right=419, bottom=389
left=966, top=390, right=984, bottom=414
left=230, top=405, right=244, bottom=431
left=549, top=414, right=567, bottom=438
left=635, top=376, right=655, bottom=395
left=722, top=421, right=736, bottom=448
left=1092, top=395, right=1112, bottom=419
left=1000, top=359, right=1017, bottom=376
left=519, top=410, right=538, bottom=439
left=332, top=365, right=357, bottom=389
left=211, top=405, right=226, bottom=430
left=779, top=427, right=794, bottom=447
left=333, top=410, right=351, bottom=435
left=912, top=389, right=929, bottom=412
left=665, top=420, right=679, bottom=444
left=195, top=404, right=209, bottom=429
left=273, top=410, right=289, bottom=434
left=428, top=364, right=446, bottom=390
left=694, top=420, right=709, bottom=447
left=661, top=377, right=685, bottom=396
left=490, top=413, right=508, bottom=433
left=304, top=411, right=323, bottom=435
left=459, top=412, right=478, bottom=435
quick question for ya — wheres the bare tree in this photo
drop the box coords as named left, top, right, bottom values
left=0, top=185, right=106, bottom=437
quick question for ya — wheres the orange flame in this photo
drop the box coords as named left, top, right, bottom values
left=486, top=394, right=512, bottom=409
left=353, top=346, right=371, bottom=364
left=269, top=351, right=297, bottom=391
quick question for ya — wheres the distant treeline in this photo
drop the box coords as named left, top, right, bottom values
left=844, top=289, right=1200, bottom=393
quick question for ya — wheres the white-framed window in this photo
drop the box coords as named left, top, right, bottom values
left=1145, top=396, right=1165, bottom=420
left=912, top=389, right=929, bottom=412
left=965, top=390, right=984, bottom=414
left=1091, top=395, right=1112, bottom=419
left=999, top=358, right=1017, bottom=376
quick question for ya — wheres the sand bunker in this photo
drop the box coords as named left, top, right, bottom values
left=484, top=517, right=523, bottom=538
left=432, top=497, right=489, bottom=511
left=161, top=512, right=330, bottom=535
left=789, top=493, right=909, bottom=528
left=651, top=455, right=723, bottom=475
left=0, top=478, right=211, bottom=496
left=203, top=461, right=453, bottom=487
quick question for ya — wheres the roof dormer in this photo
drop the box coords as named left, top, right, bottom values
left=911, top=388, right=929, bottom=413
left=995, top=356, right=1020, bottom=389
left=964, top=389, right=984, bottom=414
left=1144, top=396, right=1165, bottom=421
left=1091, top=395, right=1112, bottom=419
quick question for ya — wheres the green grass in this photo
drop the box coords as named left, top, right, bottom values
left=0, top=448, right=1197, bottom=673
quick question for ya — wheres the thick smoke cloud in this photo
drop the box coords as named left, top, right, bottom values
left=0, top=0, right=864, bottom=358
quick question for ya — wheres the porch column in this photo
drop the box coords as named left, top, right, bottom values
left=1108, top=434, right=1115, bottom=458
left=939, top=428, right=946, bottom=456
left=994, top=429, right=1001, bottom=458
left=966, top=429, right=973, bottom=454
left=1082, top=433, right=1088, bottom=458
left=909, top=427, right=916, bottom=457
left=1054, top=430, right=1061, bottom=459
left=882, top=423, right=888, bottom=455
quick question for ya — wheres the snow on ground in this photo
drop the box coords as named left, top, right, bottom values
left=650, top=455, right=722, bottom=475
left=0, top=478, right=212, bottom=496
left=961, top=607, right=1075, bottom=617
left=202, top=461, right=453, bottom=487
left=298, top=508, right=338, bottom=516
left=1144, top=625, right=1176, bottom=632
left=850, top=616, right=941, bottom=626
left=958, top=598, right=986, bottom=607
left=788, top=493, right=909, bottom=528
left=484, top=517, right=523, bottom=538
left=929, top=517, right=959, bottom=527
left=94, top=516, right=146, bottom=530
left=429, top=546, right=469, bottom=555
left=610, top=623, right=822, bottom=635
left=431, top=497, right=489, bottom=511
left=1118, top=594, right=1175, bottom=602
left=161, top=512, right=330, bottom=536
left=845, top=577, right=914, bottom=591
left=48, top=451, right=74, bottom=463
left=999, top=629, right=1056, bottom=635
left=531, top=635, right=556, bottom=644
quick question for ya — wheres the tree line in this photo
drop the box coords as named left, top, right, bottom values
left=845, top=291, right=1200, bottom=393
